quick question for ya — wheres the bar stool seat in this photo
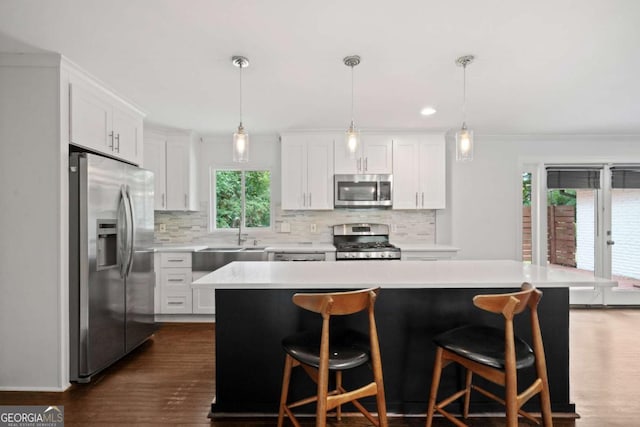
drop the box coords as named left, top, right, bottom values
left=282, top=329, right=370, bottom=370
left=433, top=325, right=535, bottom=370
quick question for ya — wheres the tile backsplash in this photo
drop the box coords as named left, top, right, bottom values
left=154, top=202, right=436, bottom=245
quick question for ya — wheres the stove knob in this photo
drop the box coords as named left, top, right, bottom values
left=381, top=253, right=387, bottom=258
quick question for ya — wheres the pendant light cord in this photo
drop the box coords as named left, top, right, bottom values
left=462, top=63, right=467, bottom=124
left=350, top=64, right=355, bottom=125
left=239, top=63, right=243, bottom=126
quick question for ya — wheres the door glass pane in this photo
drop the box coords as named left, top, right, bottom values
left=215, top=170, right=241, bottom=229
left=522, top=173, right=532, bottom=263
left=547, top=188, right=596, bottom=277
left=611, top=189, right=640, bottom=288
left=245, top=171, right=271, bottom=228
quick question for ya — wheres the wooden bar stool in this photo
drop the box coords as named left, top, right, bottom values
left=277, top=287, right=388, bottom=427
left=425, top=282, right=553, bottom=427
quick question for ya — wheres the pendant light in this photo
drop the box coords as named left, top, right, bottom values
left=232, top=55, right=249, bottom=162
left=455, top=55, right=474, bottom=162
left=344, top=55, right=361, bottom=159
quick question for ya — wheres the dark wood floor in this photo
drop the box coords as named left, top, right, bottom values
left=1, top=309, right=639, bottom=426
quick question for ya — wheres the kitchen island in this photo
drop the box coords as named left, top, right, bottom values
left=193, top=260, right=614, bottom=417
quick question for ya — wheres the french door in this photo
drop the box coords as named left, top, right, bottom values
left=525, top=164, right=640, bottom=305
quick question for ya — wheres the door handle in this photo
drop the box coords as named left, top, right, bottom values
left=364, top=157, right=368, bottom=172
left=114, top=133, right=120, bottom=153
left=607, top=240, right=615, bottom=245
left=108, top=131, right=115, bottom=150
left=124, top=187, right=135, bottom=277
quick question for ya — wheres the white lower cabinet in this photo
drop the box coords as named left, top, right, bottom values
left=192, top=271, right=215, bottom=314
left=157, top=252, right=193, bottom=314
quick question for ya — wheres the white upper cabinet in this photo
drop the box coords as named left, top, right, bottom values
left=281, top=133, right=334, bottom=210
left=69, top=82, right=144, bottom=165
left=142, top=135, right=167, bottom=210
left=392, top=134, right=446, bottom=209
left=143, top=128, right=199, bottom=211
left=334, top=134, right=393, bottom=174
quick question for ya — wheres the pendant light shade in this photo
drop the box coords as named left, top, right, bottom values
left=232, top=56, right=249, bottom=162
left=344, top=55, right=361, bottom=159
left=455, top=55, right=474, bottom=162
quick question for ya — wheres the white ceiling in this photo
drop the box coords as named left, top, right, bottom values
left=1, top=0, right=639, bottom=136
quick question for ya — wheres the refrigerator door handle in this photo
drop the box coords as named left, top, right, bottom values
left=125, top=186, right=136, bottom=277
left=117, top=186, right=129, bottom=279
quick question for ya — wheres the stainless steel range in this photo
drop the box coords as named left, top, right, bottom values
left=333, top=223, right=401, bottom=260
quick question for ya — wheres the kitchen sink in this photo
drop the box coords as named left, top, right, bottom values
left=192, top=247, right=268, bottom=272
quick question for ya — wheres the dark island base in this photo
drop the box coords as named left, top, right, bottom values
left=211, top=287, right=575, bottom=416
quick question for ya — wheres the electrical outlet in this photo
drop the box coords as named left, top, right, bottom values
left=310, top=223, right=317, bottom=233
left=159, top=223, right=167, bottom=232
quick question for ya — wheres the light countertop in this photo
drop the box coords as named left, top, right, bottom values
left=191, top=259, right=616, bottom=290
left=263, top=243, right=335, bottom=253
left=152, top=244, right=208, bottom=252
left=394, top=243, right=459, bottom=252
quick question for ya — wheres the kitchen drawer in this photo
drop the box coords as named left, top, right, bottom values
left=160, top=291, right=193, bottom=314
left=160, top=252, right=192, bottom=268
left=160, top=268, right=192, bottom=291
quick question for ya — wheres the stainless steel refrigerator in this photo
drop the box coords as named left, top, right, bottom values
left=69, top=152, right=157, bottom=382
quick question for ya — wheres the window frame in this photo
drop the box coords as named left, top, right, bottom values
left=209, top=166, right=274, bottom=233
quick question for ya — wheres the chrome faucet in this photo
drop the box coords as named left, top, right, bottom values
left=232, top=216, right=247, bottom=246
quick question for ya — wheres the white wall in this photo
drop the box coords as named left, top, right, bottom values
left=0, top=54, right=67, bottom=390
left=446, top=134, right=640, bottom=260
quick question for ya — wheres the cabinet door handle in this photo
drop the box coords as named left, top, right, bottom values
left=302, top=193, right=306, bottom=207
left=114, top=133, right=120, bottom=153
left=168, top=279, right=184, bottom=282
left=309, top=193, right=312, bottom=207
left=108, top=131, right=114, bottom=150
left=167, top=259, right=183, bottom=263
left=357, top=158, right=361, bottom=172
left=421, top=192, right=425, bottom=208
left=184, top=194, right=188, bottom=209
left=415, top=192, right=419, bottom=208
left=167, top=301, right=183, bottom=305
left=364, top=157, right=368, bottom=172
left=162, top=193, right=165, bottom=208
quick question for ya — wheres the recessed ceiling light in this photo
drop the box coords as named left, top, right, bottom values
left=420, top=107, right=437, bottom=116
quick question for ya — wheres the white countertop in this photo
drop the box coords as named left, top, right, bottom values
left=191, top=259, right=616, bottom=290
left=152, top=244, right=208, bottom=252
left=394, top=243, right=459, bottom=252
left=263, top=243, right=335, bottom=253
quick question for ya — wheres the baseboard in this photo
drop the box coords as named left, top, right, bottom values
left=154, top=314, right=215, bottom=323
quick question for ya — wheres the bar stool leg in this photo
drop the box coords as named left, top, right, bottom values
left=463, top=369, right=473, bottom=419
left=336, top=370, right=342, bottom=421
left=426, top=347, right=444, bottom=427
left=278, top=355, right=294, bottom=427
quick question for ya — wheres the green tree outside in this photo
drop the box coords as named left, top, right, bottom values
left=215, top=170, right=270, bottom=228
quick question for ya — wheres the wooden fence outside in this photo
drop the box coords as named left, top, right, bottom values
left=522, top=205, right=576, bottom=267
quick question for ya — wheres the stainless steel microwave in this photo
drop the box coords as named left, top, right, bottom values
left=334, top=174, right=393, bottom=207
